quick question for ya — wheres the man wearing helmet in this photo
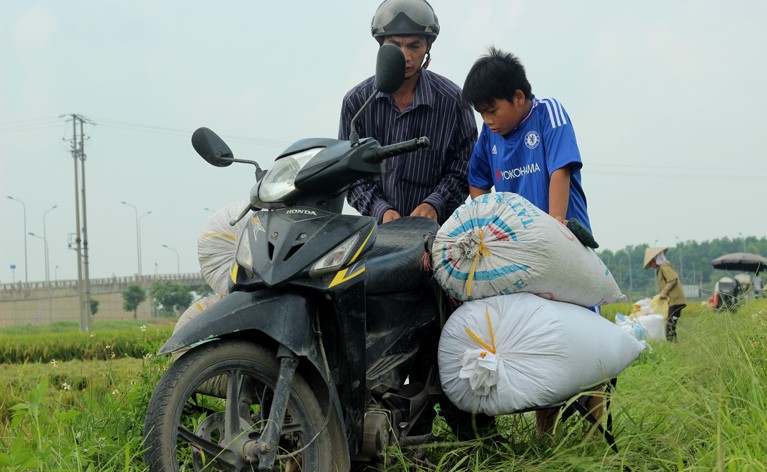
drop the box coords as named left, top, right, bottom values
left=339, top=0, right=488, bottom=441
left=339, top=0, right=477, bottom=225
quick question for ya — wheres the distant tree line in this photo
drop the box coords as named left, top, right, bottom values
left=122, top=280, right=194, bottom=319
left=598, top=236, right=767, bottom=300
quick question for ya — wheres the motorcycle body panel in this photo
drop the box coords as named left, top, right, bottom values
left=159, top=290, right=318, bottom=360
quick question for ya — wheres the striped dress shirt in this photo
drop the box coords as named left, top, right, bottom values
left=339, top=69, right=477, bottom=224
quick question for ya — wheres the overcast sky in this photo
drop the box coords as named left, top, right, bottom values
left=2, top=0, right=766, bottom=284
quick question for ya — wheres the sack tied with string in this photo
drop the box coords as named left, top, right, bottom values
left=438, top=293, right=647, bottom=415
left=198, top=201, right=252, bottom=296
left=431, top=192, right=624, bottom=306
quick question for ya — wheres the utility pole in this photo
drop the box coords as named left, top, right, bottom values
left=79, top=118, right=93, bottom=331
left=63, top=114, right=93, bottom=332
left=624, top=246, right=634, bottom=294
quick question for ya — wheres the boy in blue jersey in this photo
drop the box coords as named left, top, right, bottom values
left=462, top=47, right=604, bottom=440
left=463, top=47, right=590, bottom=231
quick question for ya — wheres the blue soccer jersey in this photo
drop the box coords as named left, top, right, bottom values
left=468, top=97, right=592, bottom=231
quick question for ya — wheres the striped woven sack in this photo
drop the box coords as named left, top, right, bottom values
left=431, top=192, right=624, bottom=306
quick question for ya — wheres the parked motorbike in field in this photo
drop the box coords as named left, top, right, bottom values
left=143, top=45, right=456, bottom=471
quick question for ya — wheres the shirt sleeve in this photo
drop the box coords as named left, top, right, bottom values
left=659, top=264, right=679, bottom=284
left=540, top=98, right=583, bottom=175
left=422, top=101, right=477, bottom=220
left=340, top=92, right=394, bottom=222
left=468, top=125, right=494, bottom=190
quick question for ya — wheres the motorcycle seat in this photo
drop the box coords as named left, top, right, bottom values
left=364, top=217, right=440, bottom=294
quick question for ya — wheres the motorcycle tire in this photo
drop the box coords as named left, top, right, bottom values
left=143, top=339, right=338, bottom=471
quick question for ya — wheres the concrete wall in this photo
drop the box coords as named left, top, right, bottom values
left=0, top=273, right=206, bottom=328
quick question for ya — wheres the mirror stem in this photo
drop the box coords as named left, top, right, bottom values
left=348, top=90, right=378, bottom=147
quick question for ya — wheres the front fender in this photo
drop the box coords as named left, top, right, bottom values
left=159, top=290, right=316, bottom=357
left=160, top=290, right=350, bottom=464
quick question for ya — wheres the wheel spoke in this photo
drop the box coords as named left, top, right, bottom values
left=225, top=368, right=245, bottom=442
left=144, top=342, right=333, bottom=471
left=177, top=424, right=236, bottom=468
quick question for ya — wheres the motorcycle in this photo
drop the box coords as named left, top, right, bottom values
left=143, top=44, right=457, bottom=471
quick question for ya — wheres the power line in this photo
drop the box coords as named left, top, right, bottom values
left=0, top=116, right=61, bottom=127
left=4, top=115, right=767, bottom=179
left=0, top=117, right=65, bottom=134
left=587, top=165, right=767, bottom=181
left=88, top=116, right=290, bottom=148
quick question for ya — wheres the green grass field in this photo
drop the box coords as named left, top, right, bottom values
left=1, top=301, right=765, bottom=471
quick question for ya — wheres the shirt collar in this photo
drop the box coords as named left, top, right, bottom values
left=377, top=70, right=434, bottom=110
left=513, top=96, right=537, bottom=131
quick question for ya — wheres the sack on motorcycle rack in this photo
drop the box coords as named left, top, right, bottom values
left=198, top=200, right=252, bottom=295
left=438, top=293, right=646, bottom=416
left=431, top=192, right=625, bottom=307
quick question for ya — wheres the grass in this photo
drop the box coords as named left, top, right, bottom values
left=0, top=300, right=765, bottom=470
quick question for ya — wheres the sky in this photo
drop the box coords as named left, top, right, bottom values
left=2, top=0, right=766, bottom=284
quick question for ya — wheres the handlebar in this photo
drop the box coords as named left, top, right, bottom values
left=364, top=137, right=430, bottom=163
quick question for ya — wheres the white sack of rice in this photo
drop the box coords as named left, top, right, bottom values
left=198, top=201, right=251, bottom=295
left=438, top=293, right=646, bottom=416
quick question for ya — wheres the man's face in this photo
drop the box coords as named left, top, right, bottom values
left=382, top=35, right=428, bottom=79
left=474, top=92, right=527, bottom=137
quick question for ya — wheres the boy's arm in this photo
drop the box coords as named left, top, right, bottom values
left=469, top=186, right=490, bottom=199
left=549, top=166, right=571, bottom=223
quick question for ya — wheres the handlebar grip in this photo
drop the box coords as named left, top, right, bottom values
left=375, top=137, right=430, bottom=160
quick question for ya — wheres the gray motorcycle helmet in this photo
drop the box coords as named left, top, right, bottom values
left=371, top=0, right=440, bottom=43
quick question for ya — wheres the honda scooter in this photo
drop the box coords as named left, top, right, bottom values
left=143, top=44, right=454, bottom=471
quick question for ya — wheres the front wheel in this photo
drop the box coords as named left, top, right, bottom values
left=143, top=340, right=341, bottom=471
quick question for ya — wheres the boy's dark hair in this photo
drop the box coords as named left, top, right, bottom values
left=462, top=47, right=533, bottom=107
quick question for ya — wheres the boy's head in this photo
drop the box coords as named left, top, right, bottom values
left=463, top=47, right=533, bottom=135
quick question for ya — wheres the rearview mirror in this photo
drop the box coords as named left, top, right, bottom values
left=375, top=44, right=405, bottom=94
left=191, top=127, right=234, bottom=167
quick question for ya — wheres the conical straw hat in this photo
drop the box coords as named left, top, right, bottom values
left=643, top=247, right=668, bottom=270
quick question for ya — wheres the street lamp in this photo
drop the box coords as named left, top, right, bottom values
left=28, top=232, right=48, bottom=282
left=29, top=231, right=54, bottom=323
left=162, top=244, right=180, bottom=275
left=121, top=201, right=151, bottom=277
left=7, top=195, right=28, bottom=284
left=43, top=205, right=58, bottom=285
left=139, top=210, right=152, bottom=272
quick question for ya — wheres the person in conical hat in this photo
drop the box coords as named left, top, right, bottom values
left=643, top=246, right=686, bottom=341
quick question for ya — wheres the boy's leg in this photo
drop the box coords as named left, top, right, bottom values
left=584, top=387, right=605, bottom=436
left=535, top=407, right=558, bottom=439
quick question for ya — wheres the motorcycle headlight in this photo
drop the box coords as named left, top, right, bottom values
left=259, top=148, right=323, bottom=203
left=309, top=232, right=360, bottom=277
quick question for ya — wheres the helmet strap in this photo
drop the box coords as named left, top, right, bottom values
left=419, top=50, right=431, bottom=72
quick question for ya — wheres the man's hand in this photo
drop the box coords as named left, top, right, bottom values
left=659, top=292, right=669, bottom=300
left=410, top=203, right=438, bottom=222
left=382, top=209, right=402, bottom=223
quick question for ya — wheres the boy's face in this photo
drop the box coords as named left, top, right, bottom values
left=474, top=91, right=529, bottom=136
